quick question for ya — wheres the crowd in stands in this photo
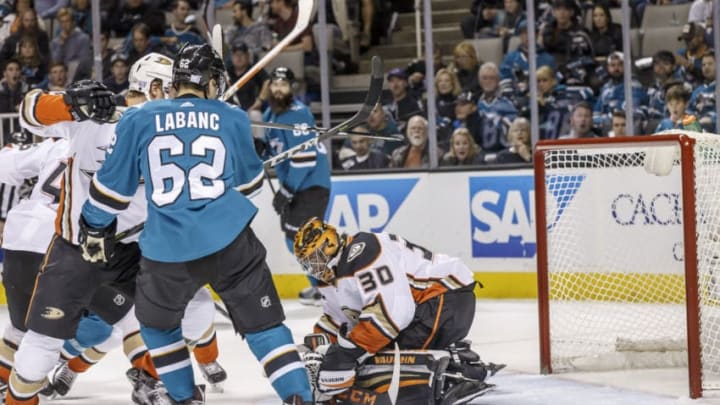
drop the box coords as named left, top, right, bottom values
left=335, top=0, right=717, bottom=171
left=0, top=0, right=717, bottom=172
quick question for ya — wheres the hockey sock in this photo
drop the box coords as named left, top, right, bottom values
left=0, top=326, right=24, bottom=383
left=191, top=326, right=218, bottom=365
left=246, top=324, right=312, bottom=402
left=140, top=325, right=194, bottom=402
left=124, top=331, right=159, bottom=379
left=61, top=313, right=113, bottom=360
left=285, top=238, right=317, bottom=287
left=67, top=347, right=106, bottom=373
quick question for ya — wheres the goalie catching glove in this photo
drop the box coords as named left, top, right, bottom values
left=317, top=324, right=371, bottom=396
left=63, top=80, right=117, bottom=123
left=78, top=215, right=117, bottom=264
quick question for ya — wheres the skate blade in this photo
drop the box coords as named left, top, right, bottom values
left=451, top=383, right=495, bottom=405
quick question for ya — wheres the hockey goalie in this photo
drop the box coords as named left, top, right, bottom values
left=292, top=218, right=503, bottom=405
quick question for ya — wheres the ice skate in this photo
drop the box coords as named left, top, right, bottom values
left=197, top=360, right=226, bottom=393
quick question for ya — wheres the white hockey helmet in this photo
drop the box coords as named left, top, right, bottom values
left=128, top=53, right=174, bottom=99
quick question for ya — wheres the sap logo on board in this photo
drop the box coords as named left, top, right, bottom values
left=327, top=178, right=418, bottom=233
left=611, top=193, right=682, bottom=226
left=470, top=176, right=537, bottom=258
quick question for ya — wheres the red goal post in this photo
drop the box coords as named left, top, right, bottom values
left=532, top=132, right=720, bottom=399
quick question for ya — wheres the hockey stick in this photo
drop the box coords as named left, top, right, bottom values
left=114, top=222, right=144, bottom=242
left=263, top=56, right=384, bottom=169
left=388, top=343, right=400, bottom=405
left=221, top=0, right=317, bottom=101
left=250, top=120, right=404, bottom=141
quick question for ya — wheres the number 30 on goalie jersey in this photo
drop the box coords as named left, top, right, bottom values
left=83, top=98, right=265, bottom=262
left=316, top=232, right=476, bottom=354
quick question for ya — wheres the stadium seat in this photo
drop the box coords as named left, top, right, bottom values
left=640, top=4, right=691, bottom=30
left=640, top=26, right=683, bottom=59
left=265, top=49, right=305, bottom=81
left=470, top=37, right=504, bottom=67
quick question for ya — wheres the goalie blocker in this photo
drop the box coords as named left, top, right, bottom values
left=300, top=334, right=502, bottom=405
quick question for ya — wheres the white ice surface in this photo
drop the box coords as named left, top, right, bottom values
left=14, top=299, right=720, bottom=405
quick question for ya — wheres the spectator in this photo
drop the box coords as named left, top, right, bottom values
left=453, top=90, right=483, bottom=149
left=434, top=68, right=461, bottom=123
left=499, top=19, right=556, bottom=99
left=451, top=41, right=480, bottom=92
left=688, top=51, right=716, bottom=132
left=226, top=42, right=269, bottom=112
left=43, top=61, right=67, bottom=91
left=35, top=0, right=69, bottom=19
left=495, top=0, right=526, bottom=51
left=164, top=0, right=204, bottom=50
left=103, top=53, right=129, bottom=95
left=100, top=29, right=117, bottom=81
left=226, top=0, right=273, bottom=58
left=539, top=0, right=593, bottom=66
left=0, top=59, right=28, bottom=136
left=71, top=0, right=92, bottom=34
left=655, top=83, right=702, bottom=132
left=476, top=62, right=516, bottom=153
left=676, top=22, right=711, bottom=86
left=440, top=127, right=483, bottom=166
left=688, top=0, right=713, bottom=25
left=0, top=0, right=39, bottom=44
left=268, top=0, right=314, bottom=60
left=110, top=0, right=164, bottom=38
left=14, top=35, right=46, bottom=88
left=390, top=115, right=443, bottom=168
left=589, top=3, right=622, bottom=63
left=496, top=117, right=532, bottom=163
left=0, top=8, right=50, bottom=62
left=366, top=103, right=402, bottom=157
left=339, top=130, right=390, bottom=171
left=561, top=101, right=600, bottom=139
left=127, top=23, right=169, bottom=66
left=383, top=67, right=424, bottom=134
left=593, top=52, right=647, bottom=131
left=405, top=44, right=446, bottom=98
left=51, top=7, right=92, bottom=82
left=608, top=110, right=627, bottom=137
left=535, top=65, right=593, bottom=139
left=646, top=50, right=686, bottom=121
left=460, top=0, right=501, bottom=39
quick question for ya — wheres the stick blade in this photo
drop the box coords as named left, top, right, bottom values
left=211, top=23, right=223, bottom=56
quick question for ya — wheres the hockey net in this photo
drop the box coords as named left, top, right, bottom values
left=534, top=132, right=720, bottom=398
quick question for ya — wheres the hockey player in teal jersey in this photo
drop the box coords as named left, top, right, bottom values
left=80, top=44, right=313, bottom=405
left=262, top=66, right=331, bottom=306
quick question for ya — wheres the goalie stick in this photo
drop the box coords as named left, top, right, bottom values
left=263, top=55, right=384, bottom=169
left=222, top=0, right=317, bottom=102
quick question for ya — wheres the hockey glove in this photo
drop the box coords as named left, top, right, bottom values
left=272, top=185, right=294, bottom=215
left=78, top=215, right=117, bottom=264
left=317, top=324, right=370, bottom=396
left=63, top=82, right=116, bottom=123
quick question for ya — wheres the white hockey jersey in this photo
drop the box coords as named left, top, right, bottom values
left=314, top=232, right=476, bottom=354
left=19, top=90, right=147, bottom=245
left=0, top=139, right=68, bottom=253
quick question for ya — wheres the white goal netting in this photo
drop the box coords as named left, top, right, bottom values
left=537, top=132, right=720, bottom=392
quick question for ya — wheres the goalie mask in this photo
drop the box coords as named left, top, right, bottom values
left=172, top=44, right=227, bottom=99
left=294, top=217, right=344, bottom=283
left=128, top=53, right=174, bottom=99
